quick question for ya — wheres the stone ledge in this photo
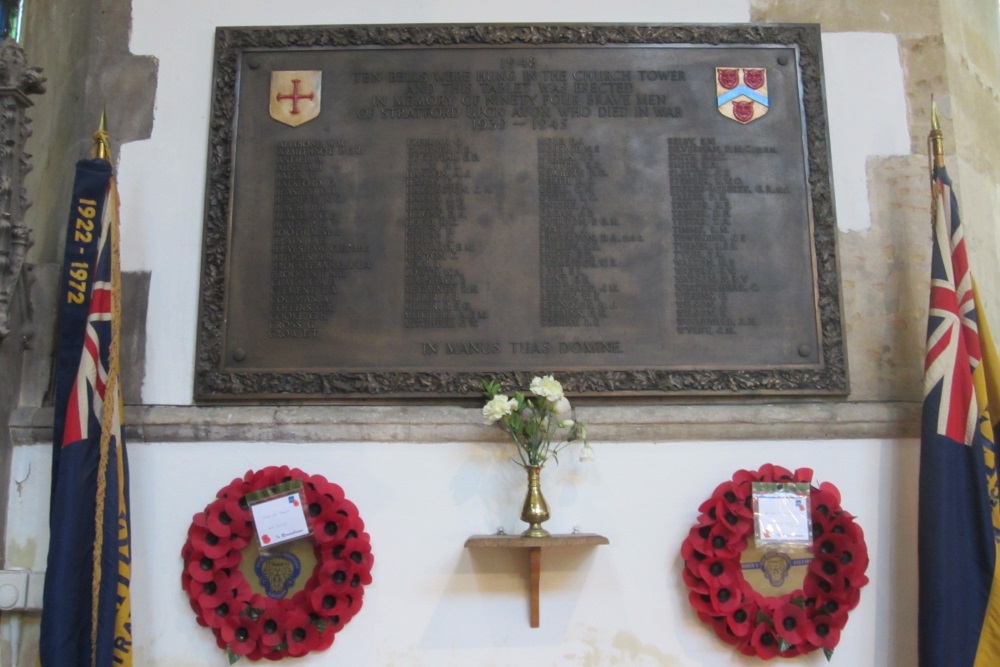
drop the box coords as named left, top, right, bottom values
left=10, top=401, right=921, bottom=444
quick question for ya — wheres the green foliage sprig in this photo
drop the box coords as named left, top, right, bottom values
left=481, top=375, right=591, bottom=467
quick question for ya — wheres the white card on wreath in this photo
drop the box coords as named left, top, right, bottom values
left=250, top=492, right=310, bottom=548
left=752, top=482, right=812, bottom=544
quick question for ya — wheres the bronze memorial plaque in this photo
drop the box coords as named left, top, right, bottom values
left=195, top=24, right=847, bottom=400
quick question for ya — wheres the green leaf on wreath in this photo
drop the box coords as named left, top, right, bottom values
left=314, top=619, right=329, bottom=633
left=226, top=645, right=240, bottom=665
left=273, top=642, right=288, bottom=652
left=791, top=596, right=807, bottom=609
left=824, top=648, right=835, bottom=661
left=240, top=606, right=264, bottom=620
left=755, top=610, right=772, bottom=624
left=779, top=639, right=791, bottom=652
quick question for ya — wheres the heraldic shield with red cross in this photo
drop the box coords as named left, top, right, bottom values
left=716, top=67, right=769, bottom=124
left=270, top=71, right=322, bottom=127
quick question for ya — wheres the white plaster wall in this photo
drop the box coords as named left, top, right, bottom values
left=4, top=1, right=925, bottom=665
left=8, top=436, right=919, bottom=666
left=822, top=32, right=910, bottom=232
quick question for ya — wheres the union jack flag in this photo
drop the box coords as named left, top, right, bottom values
left=41, top=157, right=132, bottom=667
left=62, top=220, right=115, bottom=447
left=923, top=165, right=981, bottom=444
left=918, top=162, right=1000, bottom=667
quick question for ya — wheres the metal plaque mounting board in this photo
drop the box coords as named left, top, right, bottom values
left=195, top=24, right=847, bottom=401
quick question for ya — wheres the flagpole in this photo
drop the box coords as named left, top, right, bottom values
left=929, top=97, right=944, bottom=170
left=92, top=108, right=111, bottom=161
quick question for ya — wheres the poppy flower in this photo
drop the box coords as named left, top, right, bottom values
left=184, top=547, right=218, bottom=584
left=312, top=506, right=358, bottom=544
left=317, top=559, right=355, bottom=591
left=188, top=520, right=235, bottom=560
left=772, top=601, right=810, bottom=646
left=255, top=606, right=287, bottom=649
left=708, top=584, right=742, bottom=614
left=697, top=556, right=741, bottom=588
left=814, top=532, right=869, bottom=588
left=724, top=597, right=759, bottom=638
left=699, top=494, right=753, bottom=538
left=309, top=580, right=347, bottom=616
left=228, top=572, right=252, bottom=606
left=715, top=481, right=755, bottom=520
left=220, top=476, right=252, bottom=501
left=696, top=499, right=750, bottom=540
left=682, top=525, right=718, bottom=564
left=810, top=612, right=844, bottom=651
left=303, top=493, right=337, bottom=526
left=220, top=613, right=260, bottom=656
left=758, top=463, right=795, bottom=483
left=684, top=522, right=747, bottom=560
left=729, top=468, right=758, bottom=497
left=698, top=481, right=752, bottom=515
left=682, top=524, right=712, bottom=560
left=202, top=598, right=238, bottom=630
left=251, top=466, right=286, bottom=488
left=837, top=582, right=864, bottom=611
left=283, top=609, right=320, bottom=657
left=205, top=497, right=248, bottom=539
left=334, top=592, right=364, bottom=625
left=749, top=621, right=782, bottom=659
left=337, top=552, right=375, bottom=588
left=191, top=570, right=232, bottom=610
left=322, top=609, right=348, bottom=634
left=312, top=476, right=345, bottom=503
left=705, top=614, right=742, bottom=647
left=689, top=591, right=717, bottom=616
left=682, top=564, right=710, bottom=595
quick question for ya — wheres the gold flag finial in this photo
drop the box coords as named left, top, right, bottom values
left=92, top=109, right=112, bottom=161
left=929, top=96, right=945, bottom=170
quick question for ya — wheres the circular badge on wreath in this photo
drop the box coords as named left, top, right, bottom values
left=681, top=465, right=869, bottom=660
left=181, top=466, right=374, bottom=662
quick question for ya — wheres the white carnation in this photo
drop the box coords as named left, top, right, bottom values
left=551, top=396, right=572, bottom=416
left=530, top=375, right=564, bottom=401
left=482, top=394, right=517, bottom=424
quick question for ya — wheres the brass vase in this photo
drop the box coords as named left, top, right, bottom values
left=520, top=465, right=550, bottom=537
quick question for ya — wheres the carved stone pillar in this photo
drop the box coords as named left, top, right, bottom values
left=0, top=38, right=44, bottom=340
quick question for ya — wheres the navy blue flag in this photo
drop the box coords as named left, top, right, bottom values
left=918, top=162, right=1000, bottom=666
left=41, top=158, right=132, bottom=666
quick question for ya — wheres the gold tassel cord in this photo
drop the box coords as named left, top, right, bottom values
left=89, top=178, right=122, bottom=667
left=89, top=107, right=123, bottom=666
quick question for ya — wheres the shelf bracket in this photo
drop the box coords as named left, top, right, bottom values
left=465, top=533, right=609, bottom=628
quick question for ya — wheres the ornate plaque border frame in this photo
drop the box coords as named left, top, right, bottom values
left=195, top=23, right=848, bottom=401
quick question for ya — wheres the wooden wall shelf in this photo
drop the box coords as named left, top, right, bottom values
left=464, top=533, right=609, bottom=628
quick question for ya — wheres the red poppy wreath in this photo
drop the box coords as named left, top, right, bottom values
left=681, top=465, right=869, bottom=660
left=181, top=466, right=374, bottom=662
